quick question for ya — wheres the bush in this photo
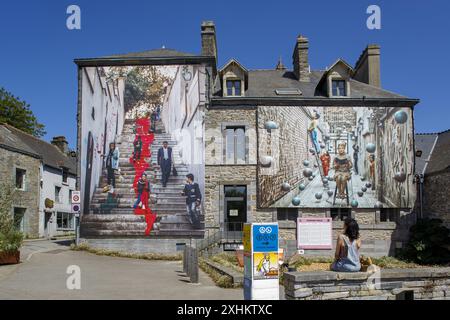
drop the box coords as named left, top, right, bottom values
left=0, top=183, right=23, bottom=253
left=400, top=218, right=450, bottom=265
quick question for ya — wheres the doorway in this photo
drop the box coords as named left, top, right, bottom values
left=224, top=185, right=247, bottom=232
left=83, top=131, right=94, bottom=215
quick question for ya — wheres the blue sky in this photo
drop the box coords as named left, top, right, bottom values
left=0, top=0, right=449, bottom=148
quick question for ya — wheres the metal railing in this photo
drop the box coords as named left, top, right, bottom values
left=196, top=222, right=244, bottom=254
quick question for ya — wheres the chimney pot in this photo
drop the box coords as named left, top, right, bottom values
left=51, top=136, right=69, bottom=154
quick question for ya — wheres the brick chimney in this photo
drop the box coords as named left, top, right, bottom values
left=201, top=21, right=218, bottom=61
left=353, top=44, right=381, bottom=87
left=293, top=35, right=310, bottom=82
left=51, top=136, right=69, bottom=154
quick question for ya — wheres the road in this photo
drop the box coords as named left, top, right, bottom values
left=0, top=239, right=243, bottom=300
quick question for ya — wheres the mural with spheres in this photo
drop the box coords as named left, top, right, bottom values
left=257, top=106, right=415, bottom=209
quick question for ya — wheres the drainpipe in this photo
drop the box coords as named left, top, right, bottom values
left=415, top=173, right=424, bottom=221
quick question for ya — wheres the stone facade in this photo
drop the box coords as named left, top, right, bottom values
left=423, top=170, right=450, bottom=228
left=0, top=147, right=40, bottom=237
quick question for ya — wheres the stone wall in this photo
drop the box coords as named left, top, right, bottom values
left=284, top=267, right=450, bottom=300
left=0, top=148, right=41, bottom=237
left=204, top=165, right=274, bottom=229
left=423, top=170, right=450, bottom=228
left=258, top=106, right=315, bottom=207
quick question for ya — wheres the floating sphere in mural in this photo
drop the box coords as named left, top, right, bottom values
left=351, top=200, right=359, bottom=208
left=299, top=183, right=306, bottom=191
left=320, top=143, right=326, bottom=149
left=324, top=135, right=330, bottom=141
left=365, top=182, right=372, bottom=189
left=309, top=148, right=316, bottom=153
left=394, top=172, right=407, bottom=183
left=361, top=186, right=367, bottom=193
left=314, top=164, right=318, bottom=168
left=303, top=168, right=313, bottom=178
left=303, top=160, right=310, bottom=167
left=328, top=176, right=334, bottom=181
left=264, top=121, right=279, bottom=130
left=260, top=156, right=273, bottom=167
left=366, top=143, right=376, bottom=153
left=308, top=176, right=314, bottom=181
left=394, top=110, right=408, bottom=124
left=327, top=190, right=334, bottom=197
left=315, top=193, right=323, bottom=200
left=281, top=182, right=291, bottom=192
left=374, top=201, right=384, bottom=209
left=360, top=176, right=366, bottom=181
left=292, top=197, right=301, bottom=206
left=357, top=191, right=364, bottom=197
left=322, top=178, right=329, bottom=185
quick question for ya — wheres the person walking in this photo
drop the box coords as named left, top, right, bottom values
left=352, top=144, right=360, bottom=175
left=133, top=135, right=143, bottom=162
left=157, top=141, right=172, bottom=187
left=103, top=142, right=119, bottom=192
left=182, top=174, right=202, bottom=228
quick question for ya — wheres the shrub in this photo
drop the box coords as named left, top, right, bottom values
left=400, top=218, right=450, bottom=265
left=0, top=183, right=23, bottom=253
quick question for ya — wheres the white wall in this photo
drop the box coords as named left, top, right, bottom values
left=38, top=165, right=77, bottom=237
left=80, top=67, right=124, bottom=215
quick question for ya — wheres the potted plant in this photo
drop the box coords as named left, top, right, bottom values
left=0, top=183, right=24, bottom=265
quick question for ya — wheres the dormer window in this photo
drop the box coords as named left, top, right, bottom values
left=226, top=80, right=242, bottom=96
left=332, top=80, right=347, bottom=96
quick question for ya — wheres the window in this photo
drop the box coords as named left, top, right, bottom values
left=277, top=208, right=298, bottom=221
left=55, top=186, right=61, bottom=203
left=13, top=208, right=26, bottom=232
left=226, top=80, right=242, bottom=96
left=57, top=212, right=74, bottom=230
left=330, top=208, right=351, bottom=221
left=62, top=169, right=68, bottom=183
left=332, top=80, right=347, bottom=96
left=225, top=126, right=246, bottom=164
left=15, top=168, right=26, bottom=190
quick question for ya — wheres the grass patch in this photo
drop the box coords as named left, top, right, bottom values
left=209, top=252, right=244, bottom=273
left=198, top=258, right=239, bottom=288
left=70, top=243, right=182, bottom=261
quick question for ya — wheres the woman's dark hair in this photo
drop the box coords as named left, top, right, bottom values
left=344, top=217, right=360, bottom=241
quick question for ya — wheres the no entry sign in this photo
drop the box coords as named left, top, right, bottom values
left=71, top=191, right=81, bottom=204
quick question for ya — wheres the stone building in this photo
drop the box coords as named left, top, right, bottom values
left=203, top=23, right=419, bottom=257
left=0, top=124, right=77, bottom=238
left=415, top=130, right=450, bottom=227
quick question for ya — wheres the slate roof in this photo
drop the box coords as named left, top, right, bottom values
left=214, top=69, right=407, bottom=99
left=425, top=129, right=450, bottom=174
left=415, top=133, right=438, bottom=175
left=0, top=124, right=77, bottom=175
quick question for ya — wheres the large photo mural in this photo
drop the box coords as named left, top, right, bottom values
left=257, top=106, right=415, bottom=209
left=79, top=65, right=206, bottom=237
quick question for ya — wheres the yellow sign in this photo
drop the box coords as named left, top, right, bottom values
left=253, top=252, right=279, bottom=280
left=243, top=224, right=251, bottom=252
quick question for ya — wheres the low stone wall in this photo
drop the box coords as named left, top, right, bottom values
left=201, top=258, right=244, bottom=286
left=284, top=267, right=450, bottom=300
left=79, top=238, right=189, bottom=254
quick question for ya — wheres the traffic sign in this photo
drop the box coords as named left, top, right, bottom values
left=71, top=191, right=81, bottom=204
left=252, top=224, right=278, bottom=252
left=72, top=203, right=80, bottom=213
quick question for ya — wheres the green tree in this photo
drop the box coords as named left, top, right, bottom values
left=0, top=183, right=24, bottom=254
left=0, top=87, right=46, bottom=137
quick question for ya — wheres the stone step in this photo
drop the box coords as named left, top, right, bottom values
left=89, top=203, right=187, bottom=210
left=80, top=229, right=204, bottom=238
left=88, top=208, right=189, bottom=215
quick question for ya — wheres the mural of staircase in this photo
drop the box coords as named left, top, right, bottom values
left=81, top=118, right=204, bottom=238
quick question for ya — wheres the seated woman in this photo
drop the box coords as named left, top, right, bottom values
left=331, top=218, right=361, bottom=272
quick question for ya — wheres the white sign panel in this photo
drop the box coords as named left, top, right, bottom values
left=71, top=191, right=81, bottom=204
left=297, top=218, right=333, bottom=249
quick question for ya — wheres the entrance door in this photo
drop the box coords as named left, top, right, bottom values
left=224, top=185, right=247, bottom=232
left=44, top=212, right=52, bottom=238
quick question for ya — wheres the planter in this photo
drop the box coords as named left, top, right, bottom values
left=0, top=250, right=20, bottom=265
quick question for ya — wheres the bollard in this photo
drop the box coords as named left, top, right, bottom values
left=183, top=246, right=187, bottom=274
left=190, top=248, right=199, bottom=284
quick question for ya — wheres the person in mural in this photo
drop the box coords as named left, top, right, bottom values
left=157, top=141, right=173, bottom=187
left=369, top=154, right=376, bottom=190
left=352, top=144, right=360, bottom=175
left=156, top=105, right=161, bottom=121
left=333, top=142, right=353, bottom=199
left=150, top=110, right=158, bottom=133
left=133, top=173, right=150, bottom=209
left=331, top=217, right=361, bottom=272
left=182, top=173, right=202, bottom=228
left=133, top=135, right=143, bottom=162
left=320, top=151, right=331, bottom=177
left=103, top=142, right=119, bottom=192
left=308, top=111, right=321, bottom=153
left=256, top=253, right=271, bottom=277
